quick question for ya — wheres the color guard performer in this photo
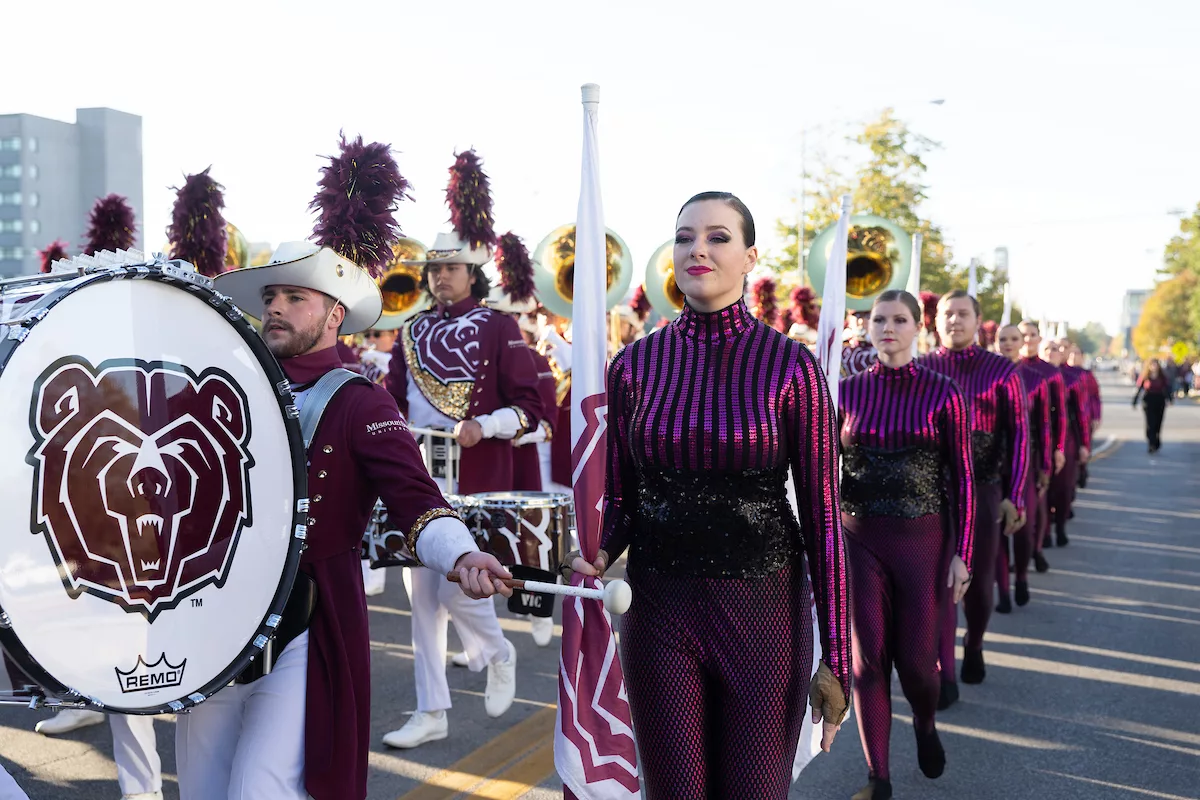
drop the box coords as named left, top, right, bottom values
left=840, top=290, right=974, bottom=800
left=1015, top=321, right=1067, bottom=588
left=1068, top=343, right=1102, bottom=488
left=180, top=134, right=508, bottom=800
left=1050, top=339, right=1092, bottom=545
left=922, top=291, right=1028, bottom=702
left=383, top=150, right=542, bottom=748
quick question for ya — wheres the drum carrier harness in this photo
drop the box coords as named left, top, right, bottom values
left=236, top=368, right=366, bottom=684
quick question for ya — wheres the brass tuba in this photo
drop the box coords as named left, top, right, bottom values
left=225, top=223, right=250, bottom=270
left=642, top=239, right=685, bottom=320
left=532, top=224, right=634, bottom=321
left=807, top=214, right=912, bottom=311
left=375, top=237, right=429, bottom=330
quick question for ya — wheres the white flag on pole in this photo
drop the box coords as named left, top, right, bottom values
left=967, top=257, right=979, bottom=298
left=814, top=195, right=853, bottom=407
left=1000, top=282, right=1012, bottom=327
left=907, top=232, right=924, bottom=357
left=555, top=83, right=640, bottom=800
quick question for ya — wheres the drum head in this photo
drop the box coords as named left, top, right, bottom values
left=470, top=491, right=572, bottom=509
left=0, top=269, right=305, bottom=713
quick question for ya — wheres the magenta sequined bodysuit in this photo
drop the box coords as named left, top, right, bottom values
left=600, top=299, right=849, bottom=799
left=837, top=360, right=975, bottom=782
left=921, top=344, right=1030, bottom=665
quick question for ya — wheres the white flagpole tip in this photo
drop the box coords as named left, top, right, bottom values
left=581, top=83, right=600, bottom=104
left=839, top=194, right=853, bottom=212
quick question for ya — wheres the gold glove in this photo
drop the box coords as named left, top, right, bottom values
left=808, top=661, right=849, bottom=726
left=560, top=549, right=608, bottom=582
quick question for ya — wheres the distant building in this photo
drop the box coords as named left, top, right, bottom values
left=1120, top=288, right=1152, bottom=355
left=0, top=108, right=142, bottom=277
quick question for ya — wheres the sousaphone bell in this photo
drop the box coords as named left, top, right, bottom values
left=375, top=237, right=430, bottom=330
left=532, top=224, right=634, bottom=321
left=807, top=214, right=911, bottom=311
left=642, top=239, right=685, bottom=321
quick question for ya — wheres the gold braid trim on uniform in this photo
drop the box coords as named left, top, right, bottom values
left=555, top=371, right=572, bottom=406
left=508, top=406, right=532, bottom=439
left=539, top=419, right=553, bottom=442
left=406, top=507, right=463, bottom=565
left=401, top=320, right=473, bottom=420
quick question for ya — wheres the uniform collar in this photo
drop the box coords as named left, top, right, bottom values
left=937, top=343, right=982, bottom=361
left=869, top=359, right=920, bottom=380
left=675, top=298, right=755, bottom=342
left=434, top=296, right=480, bottom=320
left=281, top=345, right=342, bottom=385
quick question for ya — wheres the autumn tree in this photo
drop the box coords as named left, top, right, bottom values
left=1133, top=273, right=1197, bottom=359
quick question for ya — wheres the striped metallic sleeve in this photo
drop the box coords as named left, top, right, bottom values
left=599, top=350, right=637, bottom=562
left=942, top=382, right=977, bottom=564
left=1003, top=369, right=1030, bottom=512
left=787, top=348, right=852, bottom=699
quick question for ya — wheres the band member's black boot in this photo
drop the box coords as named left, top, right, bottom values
left=1015, top=580, right=1031, bottom=607
left=961, top=647, right=986, bottom=684
left=915, top=723, right=946, bottom=779
left=937, top=681, right=959, bottom=710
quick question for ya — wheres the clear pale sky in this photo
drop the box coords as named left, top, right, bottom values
left=7, top=0, right=1197, bottom=333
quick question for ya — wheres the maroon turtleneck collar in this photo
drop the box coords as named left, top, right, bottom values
left=281, top=345, right=342, bottom=386
left=936, top=343, right=982, bottom=360
left=435, top=296, right=480, bottom=320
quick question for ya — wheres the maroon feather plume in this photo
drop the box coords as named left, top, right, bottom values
left=309, top=133, right=411, bottom=278
left=630, top=285, right=651, bottom=320
left=919, top=291, right=941, bottom=331
left=777, top=308, right=794, bottom=333
left=495, top=232, right=535, bottom=303
left=166, top=167, right=228, bottom=278
left=446, top=149, right=496, bottom=250
left=39, top=239, right=69, bottom=273
left=750, top=276, right=779, bottom=327
left=790, top=285, right=821, bottom=327
left=980, top=319, right=999, bottom=348
left=84, top=194, right=136, bottom=255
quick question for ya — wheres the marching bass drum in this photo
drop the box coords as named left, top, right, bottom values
left=0, top=257, right=306, bottom=714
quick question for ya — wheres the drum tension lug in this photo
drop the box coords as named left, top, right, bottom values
left=0, top=612, right=11, bottom=629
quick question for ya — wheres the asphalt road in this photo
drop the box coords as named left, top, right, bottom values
left=1, top=371, right=1197, bottom=800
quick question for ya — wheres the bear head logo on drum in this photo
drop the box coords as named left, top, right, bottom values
left=27, top=357, right=254, bottom=621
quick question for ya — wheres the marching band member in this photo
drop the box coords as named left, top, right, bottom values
left=184, top=135, right=508, bottom=800
left=570, top=192, right=851, bottom=799
left=993, top=323, right=1034, bottom=613
left=359, top=326, right=399, bottom=385
left=922, top=291, right=1028, bottom=703
left=839, top=290, right=974, bottom=800
left=1017, top=320, right=1068, bottom=579
left=841, top=310, right=878, bottom=376
left=383, top=151, right=541, bottom=748
left=538, top=314, right=575, bottom=494
left=1046, top=339, right=1092, bottom=546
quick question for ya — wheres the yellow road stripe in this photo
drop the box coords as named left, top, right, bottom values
left=397, top=707, right=556, bottom=800
left=468, top=738, right=556, bottom=800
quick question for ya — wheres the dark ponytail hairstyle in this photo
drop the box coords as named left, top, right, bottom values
left=677, top=191, right=755, bottom=247
left=872, top=289, right=922, bottom=324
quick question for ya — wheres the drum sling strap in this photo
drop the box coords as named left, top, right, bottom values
left=236, top=368, right=367, bottom=685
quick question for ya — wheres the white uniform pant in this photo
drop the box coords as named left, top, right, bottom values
left=109, top=714, right=160, bottom=796
left=175, top=631, right=309, bottom=800
left=406, top=566, right=508, bottom=712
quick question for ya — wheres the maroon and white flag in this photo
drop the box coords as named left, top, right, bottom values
left=555, top=83, right=640, bottom=800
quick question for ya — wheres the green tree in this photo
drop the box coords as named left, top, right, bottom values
left=765, top=110, right=1017, bottom=322
left=1070, top=321, right=1111, bottom=356
left=1161, top=202, right=1200, bottom=336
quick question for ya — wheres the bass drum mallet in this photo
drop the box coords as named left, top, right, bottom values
left=447, top=573, right=633, bottom=615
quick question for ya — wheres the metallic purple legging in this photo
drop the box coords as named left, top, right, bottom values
left=621, top=563, right=813, bottom=800
left=846, top=513, right=948, bottom=781
left=940, top=483, right=1002, bottom=675
left=1050, top=433, right=1079, bottom=530
left=998, top=470, right=1040, bottom=592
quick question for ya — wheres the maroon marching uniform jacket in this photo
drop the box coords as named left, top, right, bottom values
left=512, top=348, right=557, bottom=490
left=282, top=346, right=458, bottom=800
left=385, top=296, right=544, bottom=494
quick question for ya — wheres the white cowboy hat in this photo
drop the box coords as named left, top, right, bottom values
left=213, top=241, right=383, bottom=335
left=403, top=231, right=492, bottom=267
left=486, top=283, right=537, bottom=314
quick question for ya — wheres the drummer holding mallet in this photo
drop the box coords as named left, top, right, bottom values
left=179, top=134, right=511, bottom=800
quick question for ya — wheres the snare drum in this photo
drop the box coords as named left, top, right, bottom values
left=0, top=256, right=306, bottom=714
left=462, top=492, right=571, bottom=618
left=361, top=494, right=476, bottom=570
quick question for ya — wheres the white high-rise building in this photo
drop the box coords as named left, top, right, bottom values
left=0, top=107, right=143, bottom=277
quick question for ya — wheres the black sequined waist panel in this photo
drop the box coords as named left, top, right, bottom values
left=631, top=467, right=800, bottom=579
left=841, top=445, right=945, bottom=519
left=972, top=430, right=1002, bottom=485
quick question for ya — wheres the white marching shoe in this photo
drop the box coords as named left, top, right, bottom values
left=122, top=792, right=163, bottom=800
left=382, top=710, right=448, bottom=749
left=531, top=616, right=554, bottom=647
left=451, top=651, right=469, bottom=668
left=362, top=559, right=387, bottom=597
left=485, top=639, right=517, bottom=718
left=35, top=708, right=105, bottom=735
